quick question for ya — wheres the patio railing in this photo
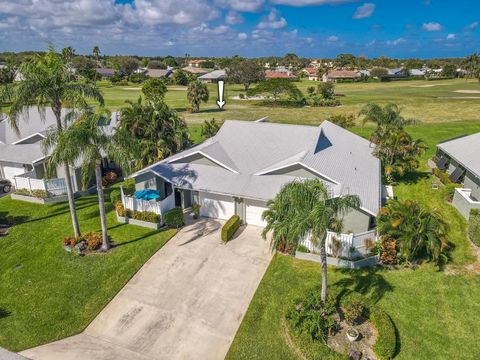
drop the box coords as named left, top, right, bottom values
left=120, top=187, right=175, bottom=217
left=300, top=229, right=377, bottom=259
left=13, top=173, right=69, bottom=196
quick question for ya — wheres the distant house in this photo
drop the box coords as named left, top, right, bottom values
left=146, top=68, right=173, bottom=78
left=322, top=70, right=360, bottom=82
left=265, top=71, right=297, bottom=80
left=435, top=133, right=480, bottom=218
left=187, top=59, right=206, bottom=68
left=409, top=68, right=426, bottom=77
left=198, top=70, right=226, bottom=83
left=95, top=68, right=115, bottom=78
left=182, top=66, right=209, bottom=76
left=302, top=68, right=319, bottom=81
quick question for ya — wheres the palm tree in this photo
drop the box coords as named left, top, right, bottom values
left=377, top=199, right=449, bottom=264
left=92, top=46, right=100, bottom=84
left=187, top=80, right=209, bottom=113
left=44, top=109, right=136, bottom=250
left=61, top=46, right=75, bottom=63
left=262, top=179, right=361, bottom=303
left=463, top=53, right=480, bottom=80
left=0, top=47, right=104, bottom=237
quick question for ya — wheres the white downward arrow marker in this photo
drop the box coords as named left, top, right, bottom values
left=216, top=80, right=225, bottom=110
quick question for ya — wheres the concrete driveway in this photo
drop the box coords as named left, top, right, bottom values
left=22, top=218, right=272, bottom=360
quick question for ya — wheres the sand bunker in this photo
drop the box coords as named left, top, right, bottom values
left=122, top=87, right=142, bottom=90
left=410, top=84, right=449, bottom=88
left=437, top=96, right=480, bottom=99
left=454, top=90, right=480, bottom=94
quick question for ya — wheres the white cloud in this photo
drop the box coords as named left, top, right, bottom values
left=271, top=0, right=356, bottom=5
left=257, top=9, right=287, bottom=29
left=446, top=33, right=455, bottom=40
left=215, top=0, right=264, bottom=12
left=386, top=37, right=406, bottom=46
left=237, top=32, right=248, bottom=40
left=225, top=11, right=243, bottom=25
left=327, top=35, right=339, bottom=42
left=352, top=3, right=375, bottom=19
left=466, top=21, right=478, bottom=31
left=422, top=22, right=443, bottom=31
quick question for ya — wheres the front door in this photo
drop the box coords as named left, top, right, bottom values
left=174, top=188, right=182, bottom=207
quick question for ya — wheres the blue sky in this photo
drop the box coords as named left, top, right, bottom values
left=0, top=0, right=478, bottom=58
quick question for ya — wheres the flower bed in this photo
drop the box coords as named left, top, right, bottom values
left=63, top=232, right=103, bottom=254
left=285, top=287, right=397, bottom=360
left=115, top=201, right=162, bottom=230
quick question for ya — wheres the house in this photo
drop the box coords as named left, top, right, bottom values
left=198, top=70, right=226, bottom=83
left=182, top=66, right=209, bottom=76
left=187, top=59, right=206, bottom=68
left=124, top=120, right=382, bottom=254
left=322, top=70, right=360, bottom=82
left=265, top=71, right=297, bottom=80
left=95, top=68, right=115, bottom=78
left=302, top=68, right=319, bottom=81
left=146, top=68, right=173, bottom=78
left=0, top=108, right=118, bottom=199
left=435, top=133, right=480, bottom=218
left=409, top=68, right=426, bottom=77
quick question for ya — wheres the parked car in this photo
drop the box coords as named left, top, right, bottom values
left=0, top=179, right=12, bottom=193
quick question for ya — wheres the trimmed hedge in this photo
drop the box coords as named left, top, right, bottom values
left=110, top=189, right=121, bottom=204
left=221, top=215, right=241, bottom=242
left=432, top=168, right=452, bottom=185
left=164, top=207, right=184, bottom=228
left=370, top=306, right=397, bottom=360
left=468, top=209, right=480, bottom=246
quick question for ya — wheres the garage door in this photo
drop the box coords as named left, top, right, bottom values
left=2, top=165, right=26, bottom=183
left=245, top=199, right=268, bottom=227
left=199, top=192, right=235, bottom=220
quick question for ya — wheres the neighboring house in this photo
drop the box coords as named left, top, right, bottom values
left=182, top=66, right=209, bottom=76
left=146, top=68, right=173, bottom=78
left=265, top=71, right=297, bottom=79
left=124, top=120, right=382, bottom=257
left=95, top=68, right=116, bottom=78
left=302, top=68, right=319, bottom=81
left=358, top=69, right=371, bottom=77
left=409, top=68, right=426, bottom=77
left=0, top=108, right=118, bottom=198
left=435, top=133, right=480, bottom=218
left=198, top=70, right=225, bottom=83
left=322, top=70, right=360, bottom=82
left=187, top=59, right=206, bottom=68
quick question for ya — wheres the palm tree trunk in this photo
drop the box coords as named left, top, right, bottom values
left=320, top=244, right=328, bottom=303
left=95, top=162, right=109, bottom=251
left=53, top=105, right=81, bottom=237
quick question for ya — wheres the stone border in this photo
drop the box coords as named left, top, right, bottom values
left=11, top=193, right=69, bottom=204
left=116, top=212, right=162, bottom=230
left=295, top=251, right=379, bottom=269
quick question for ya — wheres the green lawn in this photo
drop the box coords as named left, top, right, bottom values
left=98, top=78, right=480, bottom=125
left=0, top=194, right=176, bottom=351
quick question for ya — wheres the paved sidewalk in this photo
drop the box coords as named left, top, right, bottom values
left=22, top=218, right=272, bottom=360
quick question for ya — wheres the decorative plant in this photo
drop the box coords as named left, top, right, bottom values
left=192, top=204, right=201, bottom=219
left=343, top=298, right=366, bottom=325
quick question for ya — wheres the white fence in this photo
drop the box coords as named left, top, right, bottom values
left=300, top=229, right=377, bottom=259
left=14, top=174, right=69, bottom=196
left=120, top=187, right=176, bottom=220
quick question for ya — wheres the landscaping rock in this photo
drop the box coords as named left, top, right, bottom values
left=348, top=350, right=362, bottom=360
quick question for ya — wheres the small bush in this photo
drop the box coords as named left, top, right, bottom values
left=110, top=189, right=121, bottom=204
left=31, top=190, right=49, bottom=198
left=307, top=96, right=341, bottom=107
left=102, top=171, right=119, bottom=187
left=122, top=180, right=136, bottom=196
left=192, top=203, right=201, bottom=218
left=142, top=211, right=160, bottom=223
left=221, top=215, right=241, bottom=242
left=443, top=183, right=461, bottom=202
left=84, top=232, right=103, bottom=250
left=432, top=168, right=452, bottom=185
left=115, top=201, right=126, bottom=216
left=468, top=209, right=480, bottom=246
left=328, top=114, right=356, bottom=128
left=370, top=306, right=396, bottom=360
left=379, top=236, right=397, bottom=265
left=239, top=93, right=245, bottom=99
left=342, top=298, right=366, bottom=325
left=297, top=244, right=310, bottom=253
left=164, top=207, right=184, bottom=228
left=14, top=188, right=31, bottom=196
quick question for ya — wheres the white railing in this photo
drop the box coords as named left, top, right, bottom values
left=14, top=174, right=69, bottom=196
left=120, top=187, right=176, bottom=219
left=300, top=229, right=377, bottom=259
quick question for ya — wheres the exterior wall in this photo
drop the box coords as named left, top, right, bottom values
left=464, top=172, right=480, bottom=200
left=267, top=164, right=336, bottom=185
left=452, top=188, right=480, bottom=219
left=171, top=153, right=219, bottom=167
left=341, top=208, right=372, bottom=234
left=33, top=163, right=45, bottom=179
left=235, top=198, right=245, bottom=222
left=55, top=164, right=82, bottom=192
left=134, top=172, right=167, bottom=198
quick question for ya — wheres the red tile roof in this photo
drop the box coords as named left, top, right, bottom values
left=265, top=71, right=296, bottom=79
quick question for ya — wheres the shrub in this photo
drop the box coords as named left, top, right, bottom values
left=121, top=180, right=136, bottom=196
left=239, top=93, right=245, bottom=99
left=342, top=298, right=366, bottom=325
left=468, top=209, right=480, bottom=246
left=192, top=203, right=201, bottom=218
left=221, top=215, right=241, bottom=242
left=297, top=244, right=310, bottom=253
left=14, top=188, right=31, bottom=196
left=31, top=190, right=49, bottom=198
left=307, top=96, right=341, bottom=107
left=432, top=168, right=452, bottom=185
left=379, top=236, right=397, bottom=265
left=164, top=207, right=184, bottom=228
left=328, top=114, right=356, bottom=128
left=102, top=171, right=119, bottom=187
left=110, top=189, right=121, bottom=204
left=370, top=306, right=396, bottom=360
left=444, top=183, right=461, bottom=202
left=115, top=201, right=126, bottom=216
left=142, top=211, right=160, bottom=223
left=63, top=236, right=82, bottom=248
left=84, top=232, right=103, bottom=250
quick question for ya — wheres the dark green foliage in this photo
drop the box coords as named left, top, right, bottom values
left=221, top=215, right=240, bottom=242
left=247, top=78, right=303, bottom=102
left=317, top=82, right=335, bottom=100
left=342, top=297, right=366, bottom=325
left=142, top=77, right=168, bottom=102
left=370, top=306, right=397, bottom=360
left=432, top=168, right=452, bottom=185
left=0, top=64, right=15, bottom=84
left=226, top=59, right=265, bottom=91
left=201, top=118, right=220, bottom=139
left=164, top=207, right=184, bottom=228
left=187, top=80, right=209, bottom=113
left=110, top=189, right=121, bottom=204
left=173, top=69, right=189, bottom=86
left=468, top=209, right=480, bottom=246
left=328, top=114, right=356, bottom=128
